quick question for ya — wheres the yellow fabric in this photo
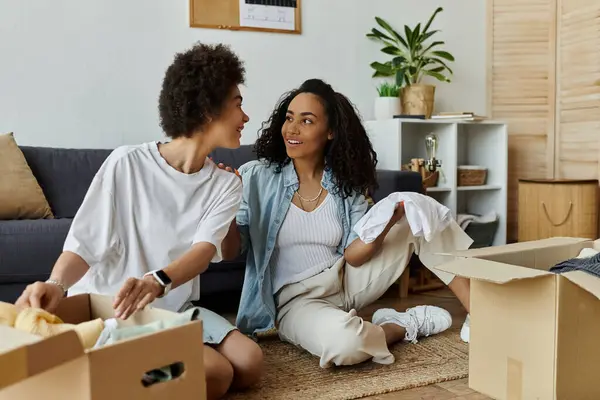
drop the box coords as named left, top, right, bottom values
left=0, top=302, right=104, bottom=349
left=0, top=132, right=54, bottom=220
left=0, top=301, right=18, bottom=326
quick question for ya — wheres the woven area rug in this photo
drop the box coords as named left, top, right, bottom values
left=224, top=327, right=468, bottom=400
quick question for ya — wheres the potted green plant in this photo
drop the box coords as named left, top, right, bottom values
left=374, top=81, right=400, bottom=120
left=366, top=7, right=455, bottom=118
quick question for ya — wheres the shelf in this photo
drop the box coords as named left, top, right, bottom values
left=426, top=187, right=452, bottom=192
left=365, top=118, right=508, bottom=246
left=457, top=185, right=502, bottom=191
left=391, top=118, right=507, bottom=126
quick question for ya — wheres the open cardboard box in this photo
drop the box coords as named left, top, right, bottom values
left=436, top=237, right=600, bottom=400
left=0, top=294, right=206, bottom=400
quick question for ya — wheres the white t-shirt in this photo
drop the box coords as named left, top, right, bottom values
left=64, top=141, right=242, bottom=312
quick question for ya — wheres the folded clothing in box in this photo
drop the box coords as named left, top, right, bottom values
left=549, top=247, right=600, bottom=277
left=0, top=294, right=206, bottom=400
left=0, top=302, right=103, bottom=349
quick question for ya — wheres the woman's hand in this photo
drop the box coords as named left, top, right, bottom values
left=344, top=201, right=406, bottom=267
left=388, top=201, right=406, bottom=226
left=113, top=276, right=163, bottom=319
left=211, top=158, right=241, bottom=179
left=15, top=281, right=65, bottom=312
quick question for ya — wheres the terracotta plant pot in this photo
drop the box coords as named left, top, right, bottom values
left=400, top=84, right=436, bottom=118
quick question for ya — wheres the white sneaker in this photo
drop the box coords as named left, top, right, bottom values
left=372, top=305, right=452, bottom=343
left=460, top=314, right=470, bottom=343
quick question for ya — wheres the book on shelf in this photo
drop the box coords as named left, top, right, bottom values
left=430, top=112, right=486, bottom=121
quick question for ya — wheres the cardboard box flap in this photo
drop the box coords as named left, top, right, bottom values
left=0, top=328, right=84, bottom=390
left=435, top=257, right=552, bottom=283
left=561, top=270, right=600, bottom=300
left=0, top=326, right=42, bottom=354
left=450, top=237, right=592, bottom=258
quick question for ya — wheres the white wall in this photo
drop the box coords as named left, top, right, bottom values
left=0, top=0, right=487, bottom=148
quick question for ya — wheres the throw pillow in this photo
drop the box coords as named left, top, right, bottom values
left=0, top=132, right=53, bottom=219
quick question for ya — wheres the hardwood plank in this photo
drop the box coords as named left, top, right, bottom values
left=436, top=379, right=476, bottom=396
left=365, top=384, right=454, bottom=399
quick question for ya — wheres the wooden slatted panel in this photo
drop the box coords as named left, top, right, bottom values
left=556, top=0, right=600, bottom=179
left=489, top=0, right=557, bottom=242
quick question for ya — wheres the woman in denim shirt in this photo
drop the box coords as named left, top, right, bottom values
left=221, top=79, right=472, bottom=368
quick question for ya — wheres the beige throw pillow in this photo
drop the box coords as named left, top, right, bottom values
left=0, top=133, right=53, bottom=219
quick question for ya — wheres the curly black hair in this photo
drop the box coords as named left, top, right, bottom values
left=254, top=79, right=378, bottom=198
left=158, top=43, right=245, bottom=138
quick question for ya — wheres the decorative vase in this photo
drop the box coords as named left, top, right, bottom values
left=374, top=96, right=401, bottom=120
left=400, top=84, right=435, bottom=118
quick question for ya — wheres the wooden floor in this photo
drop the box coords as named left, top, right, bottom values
left=357, top=287, right=489, bottom=400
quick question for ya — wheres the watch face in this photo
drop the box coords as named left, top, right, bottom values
left=155, top=270, right=172, bottom=285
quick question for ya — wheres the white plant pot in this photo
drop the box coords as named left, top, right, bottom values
left=374, top=97, right=401, bottom=120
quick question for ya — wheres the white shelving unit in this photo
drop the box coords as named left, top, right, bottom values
left=365, top=118, right=508, bottom=246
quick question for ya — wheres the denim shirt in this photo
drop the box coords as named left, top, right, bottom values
left=235, top=160, right=368, bottom=335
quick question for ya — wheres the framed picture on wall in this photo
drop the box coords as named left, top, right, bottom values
left=189, top=0, right=302, bottom=34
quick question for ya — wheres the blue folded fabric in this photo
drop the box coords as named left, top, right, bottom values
left=103, top=307, right=200, bottom=345
left=549, top=253, right=600, bottom=278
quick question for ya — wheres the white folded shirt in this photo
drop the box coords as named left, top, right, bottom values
left=354, top=192, right=453, bottom=243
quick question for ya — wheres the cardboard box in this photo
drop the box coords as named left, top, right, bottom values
left=0, top=294, right=206, bottom=400
left=437, top=237, right=600, bottom=400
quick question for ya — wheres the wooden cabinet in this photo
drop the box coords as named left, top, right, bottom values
left=518, top=179, right=598, bottom=241
left=488, top=0, right=600, bottom=241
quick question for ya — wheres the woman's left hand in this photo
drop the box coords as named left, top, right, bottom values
left=389, top=201, right=406, bottom=226
left=113, top=276, right=163, bottom=319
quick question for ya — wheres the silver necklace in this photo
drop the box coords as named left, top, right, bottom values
left=295, top=186, right=323, bottom=202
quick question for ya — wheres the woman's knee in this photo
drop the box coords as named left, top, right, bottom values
left=217, top=330, right=264, bottom=389
left=204, top=346, right=234, bottom=400
left=319, top=311, right=388, bottom=367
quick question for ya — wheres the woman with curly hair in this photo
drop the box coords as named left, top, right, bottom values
left=221, top=78, right=472, bottom=368
left=16, top=43, right=263, bottom=399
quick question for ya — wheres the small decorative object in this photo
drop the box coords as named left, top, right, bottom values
left=409, top=158, right=439, bottom=188
left=457, top=165, right=487, bottom=186
left=374, top=82, right=401, bottom=120
left=366, top=7, right=455, bottom=118
left=424, top=133, right=442, bottom=172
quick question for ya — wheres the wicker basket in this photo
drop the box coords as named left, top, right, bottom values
left=458, top=165, right=487, bottom=186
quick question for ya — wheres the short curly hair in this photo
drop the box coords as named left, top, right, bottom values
left=254, top=79, right=378, bottom=198
left=158, top=43, right=245, bottom=138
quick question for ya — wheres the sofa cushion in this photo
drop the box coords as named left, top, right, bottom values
left=0, top=218, right=72, bottom=283
left=20, top=146, right=112, bottom=218
left=0, top=133, right=54, bottom=220
left=209, top=145, right=256, bottom=169
left=0, top=283, right=30, bottom=304
left=373, top=170, right=423, bottom=202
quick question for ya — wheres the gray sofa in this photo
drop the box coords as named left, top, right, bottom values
left=0, top=145, right=423, bottom=304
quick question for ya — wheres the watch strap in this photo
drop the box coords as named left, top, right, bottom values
left=144, top=270, right=172, bottom=298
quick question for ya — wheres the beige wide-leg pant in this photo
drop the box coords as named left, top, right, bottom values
left=275, top=219, right=472, bottom=368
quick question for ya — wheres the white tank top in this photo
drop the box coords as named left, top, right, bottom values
left=271, top=194, right=343, bottom=294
